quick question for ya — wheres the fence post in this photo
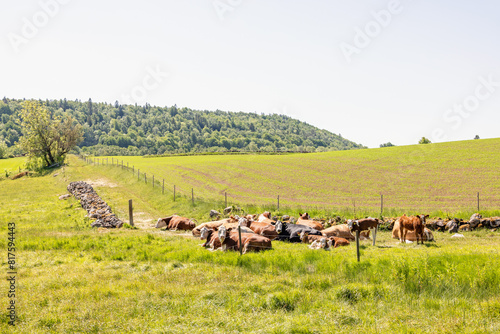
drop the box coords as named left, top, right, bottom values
left=129, top=199, right=134, bottom=227
left=162, top=179, right=165, bottom=195
left=477, top=192, right=480, bottom=212
left=380, top=194, right=383, bottom=216
left=144, top=173, right=147, bottom=184
left=356, top=230, right=360, bottom=262
left=238, top=225, right=243, bottom=256
left=122, top=160, right=124, bottom=169
left=277, top=195, right=280, bottom=211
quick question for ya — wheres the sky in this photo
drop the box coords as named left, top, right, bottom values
left=1, top=0, right=500, bottom=148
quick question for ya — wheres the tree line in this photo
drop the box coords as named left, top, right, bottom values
left=0, top=98, right=364, bottom=159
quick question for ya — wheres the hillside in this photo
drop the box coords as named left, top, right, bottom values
left=0, top=98, right=364, bottom=156
left=1, top=153, right=500, bottom=332
left=94, top=138, right=500, bottom=214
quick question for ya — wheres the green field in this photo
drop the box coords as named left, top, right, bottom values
left=1, top=155, right=500, bottom=333
left=94, top=138, right=500, bottom=216
left=0, top=157, right=26, bottom=179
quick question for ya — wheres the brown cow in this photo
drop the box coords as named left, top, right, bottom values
left=297, top=212, right=324, bottom=231
left=156, top=215, right=196, bottom=231
left=347, top=218, right=381, bottom=244
left=322, top=224, right=355, bottom=240
left=192, top=218, right=231, bottom=237
left=199, top=227, right=222, bottom=250
left=329, top=236, right=350, bottom=248
left=392, top=219, right=434, bottom=242
left=218, top=226, right=272, bottom=254
left=398, top=214, right=428, bottom=244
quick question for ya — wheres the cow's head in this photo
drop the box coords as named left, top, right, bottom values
left=300, top=212, right=310, bottom=220
left=200, top=227, right=210, bottom=240
left=155, top=217, right=170, bottom=228
left=238, top=217, right=249, bottom=227
left=319, top=237, right=328, bottom=249
left=218, top=226, right=227, bottom=244
left=187, top=219, right=196, bottom=229
left=275, top=220, right=283, bottom=234
left=418, top=214, right=429, bottom=224
left=347, top=219, right=357, bottom=230
left=262, top=211, right=271, bottom=219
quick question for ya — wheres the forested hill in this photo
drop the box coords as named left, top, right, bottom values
left=0, top=98, right=364, bottom=156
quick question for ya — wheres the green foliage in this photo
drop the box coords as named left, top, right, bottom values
left=379, top=142, right=395, bottom=148
left=0, top=98, right=364, bottom=155
left=419, top=137, right=431, bottom=144
left=0, top=138, right=7, bottom=158
left=17, top=100, right=83, bottom=167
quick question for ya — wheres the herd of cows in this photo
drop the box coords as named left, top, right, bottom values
left=155, top=211, right=500, bottom=254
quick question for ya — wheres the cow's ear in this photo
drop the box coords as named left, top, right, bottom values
left=425, top=215, right=429, bottom=218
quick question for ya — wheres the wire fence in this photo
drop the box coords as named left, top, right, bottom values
left=80, top=155, right=500, bottom=216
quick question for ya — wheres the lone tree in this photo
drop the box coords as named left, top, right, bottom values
left=18, top=100, right=83, bottom=167
left=419, top=137, right=431, bottom=144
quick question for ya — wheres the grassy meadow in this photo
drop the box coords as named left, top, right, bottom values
left=0, top=157, right=26, bottom=180
left=96, top=138, right=500, bottom=215
left=1, top=154, right=500, bottom=333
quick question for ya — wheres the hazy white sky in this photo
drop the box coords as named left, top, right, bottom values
left=1, top=0, right=499, bottom=148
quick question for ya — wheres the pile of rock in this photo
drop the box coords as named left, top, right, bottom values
left=67, top=181, right=123, bottom=228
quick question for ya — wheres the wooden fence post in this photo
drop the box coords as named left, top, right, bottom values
left=277, top=195, right=280, bottom=211
left=380, top=194, right=383, bottom=216
left=144, top=173, right=147, bottom=184
left=356, top=230, right=360, bottom=262
left=238, top=225, right=243, bottom=256
left=129, top=199, right=134, bottom=227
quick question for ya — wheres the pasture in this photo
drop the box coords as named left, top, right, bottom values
left=0, top=157, right=26, bottom=179
left=97, top=138, right=500, bottom=215
left=1, top=155, right=500, bottom=333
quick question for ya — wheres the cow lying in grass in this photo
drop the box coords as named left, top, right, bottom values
left=199, top=226, right=221, bottom=250
left=297, top=212, right=324, bottom=231
left=156, top=215, right=196, bottom=231
left=321, top=224, right=355, bottom=240
left=300, top=231, right=350, bottom=248
left=275, top=221, right=322, bottom=242
left=398, top=214, right=429, bottom=244
left=192, top=218, right=231, bottom=237
left=217, top=226, right=272, bottom=254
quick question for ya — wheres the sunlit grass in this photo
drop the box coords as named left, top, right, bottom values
left=1, top=153, right=500, bottom=332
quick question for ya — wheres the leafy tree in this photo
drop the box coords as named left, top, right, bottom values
left=474, top=135, right=480, bottom=140
left=0, top=139, right=7, bottom=158
left=18, top=101, right=83, bottom=167
left=419, top=137, right=431, bottom=144
left=380, top=142, right=395, bottom=148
